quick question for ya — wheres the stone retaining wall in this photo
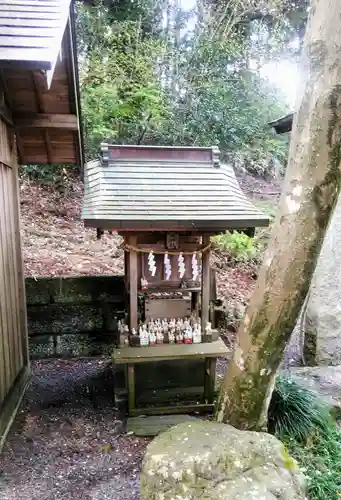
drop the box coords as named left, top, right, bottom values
left=25, top=276, right=207, bottom=404
left=26, top=276, right=125, bottom=357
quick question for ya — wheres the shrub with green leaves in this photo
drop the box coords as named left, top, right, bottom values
left=212, top=230, right=262, bottom=263
left=268, top=375, right=341, bottom=500
left=19, top=164, right=79, bottom=189
left=268, top=375, right=332, bottom=441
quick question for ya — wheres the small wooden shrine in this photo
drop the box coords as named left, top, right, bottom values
left=82, top=144, right=269, bottom=415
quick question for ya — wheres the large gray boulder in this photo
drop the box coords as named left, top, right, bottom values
left=284, top=196, right=341, bottom=367
left=304, top=196, right=341, bottom=365
left=288, top=365, right=341, bottom=418
left=140, top=421, right=306, bottom=500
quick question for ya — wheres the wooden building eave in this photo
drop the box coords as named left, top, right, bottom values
left=83, top=218, right=270, bottom=232
left=0, top=3, right=83, bottom=167
left=66, top=5, right=84, bottom=170
left=268, top=113, right=294, bottom=134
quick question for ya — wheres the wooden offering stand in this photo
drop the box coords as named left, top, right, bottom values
left=115, top=230, right=228, bottom=415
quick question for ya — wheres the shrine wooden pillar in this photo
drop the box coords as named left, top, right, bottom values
left=201, top=235, right=210, bottom=329
left=127, top=234, right=138, bottom=331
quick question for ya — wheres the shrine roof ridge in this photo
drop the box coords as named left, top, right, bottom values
left=100, top=143, right=221, bottom=167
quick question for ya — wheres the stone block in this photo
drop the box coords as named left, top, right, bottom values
left=27, top=303, right=103, bottom=336
left=25, top=277, right=54, bottom=305
left=127, top=414, right=200, bottom=437
left=49, top=275, right=125, bottom=304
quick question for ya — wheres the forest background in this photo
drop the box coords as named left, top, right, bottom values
left=75, top=0, right=308, bottom=178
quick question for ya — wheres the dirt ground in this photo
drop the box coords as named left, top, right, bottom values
left=0, top=357, right=228, bottom=500
left=0, top=360, right=150, bottom=500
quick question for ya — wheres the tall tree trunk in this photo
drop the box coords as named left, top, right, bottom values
left=215, top=0, right=341, bottom=431
left=165, top=0, right=173, bottom=91
left=171, top=0, right=180, bottom=99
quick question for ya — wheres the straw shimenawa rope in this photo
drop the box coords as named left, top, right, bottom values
left=121, top=242, right=212, bottom=256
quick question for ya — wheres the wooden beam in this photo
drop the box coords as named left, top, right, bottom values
left=65, top=12, right=84, bottom=171
left=31, top=70, right=53, bottom=163
left=11, top=143, right=30, bottom=365
left=32, top=70, right=48, bottom=106
left=203, top=358, right=216, bottom=404
left=0, top=365, right=31, bottom=453
left=0, top=70, right=26, bottom=163
left=127, top=365, right=136, bottom=414
left=84, top=219, right=269, bottom=231
left=113, top=338, right=230, bottom=364
left=201, top=235, right=211, bottom=333
left=129, top=404, right=215, bottom=417
left=44, top=130, right=53, bottom=163
left=0, top=100, right=12, bottom=126
left=15, top=134, right=25, bottom=165
left=127, top=234, right=138, bottom=331
left=0, top=72, right=12, bottom=126
left=13, top=113, right=78, bottom=130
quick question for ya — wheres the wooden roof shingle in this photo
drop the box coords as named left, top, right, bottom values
left=82, top=144, right=269, bottom=232
left=0, top=0, right=71, bottom=75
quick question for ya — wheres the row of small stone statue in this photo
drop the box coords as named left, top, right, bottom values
left=118, top=317, right=213, bottom=347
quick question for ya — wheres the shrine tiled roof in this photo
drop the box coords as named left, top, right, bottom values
left=82, top=144, right=269, bottom=231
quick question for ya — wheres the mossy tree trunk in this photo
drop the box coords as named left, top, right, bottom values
left=215, top=0, right=341, bottom=431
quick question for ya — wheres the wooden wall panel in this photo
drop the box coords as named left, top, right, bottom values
left=0, top=117, right=28, bottom=414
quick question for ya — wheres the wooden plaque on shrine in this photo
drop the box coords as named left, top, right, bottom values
left=145, top=297, right=191, bottom=320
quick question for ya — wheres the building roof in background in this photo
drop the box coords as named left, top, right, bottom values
left=0, top=0, right=83, bottom=166
left=82, top=144, right=270, bottom=232
left=268, top=113, right=294, bottom=134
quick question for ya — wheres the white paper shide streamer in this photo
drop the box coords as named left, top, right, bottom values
left=164, top=253, right=172, bottom=280
left=148, top=251, right=157, bottom=276
left=192, top=253, right=199, bottom=281
left=178, top=252, right=185, bottom=279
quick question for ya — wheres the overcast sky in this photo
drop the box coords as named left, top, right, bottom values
left=261, top=60, right=299, bottom=108
left=179, top=0, right=300, bottom=109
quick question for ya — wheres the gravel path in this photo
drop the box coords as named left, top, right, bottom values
left=0, top=359, right=150, bottom=500
left=0, top=353, right=231, bottom=500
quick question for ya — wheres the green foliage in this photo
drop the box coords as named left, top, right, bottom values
left=209, top=0, right=308, bottom=57
left=78, top=14, right=169, bottom=158
left=76, top=0, right=292, bottom=171
left=268, top=376, right=341, bottom=500
left=268, top=376, right=332, bottom=442
left=20, top=164, right=78, bottom=189
left=212, top=230, right=262, bottom=263
left=253, top=199, right=278, bottom=220
left=289, top=427, right=341, bottom=500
